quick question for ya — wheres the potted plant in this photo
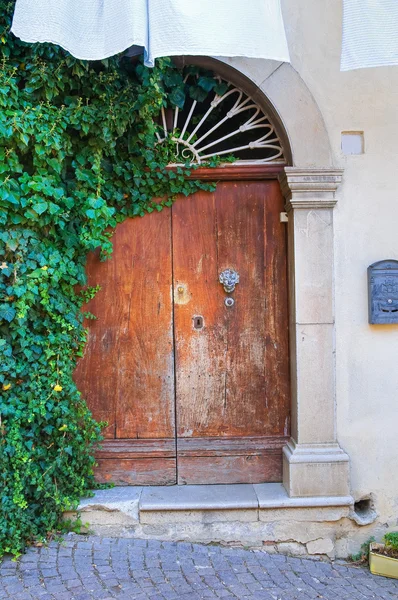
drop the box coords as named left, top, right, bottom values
left=370, top=532, right=398, bottom=579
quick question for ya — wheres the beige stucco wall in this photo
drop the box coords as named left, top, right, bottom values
left=222, top=0, right=398, bottom=551
left=283, top=0, right=398, bottom=533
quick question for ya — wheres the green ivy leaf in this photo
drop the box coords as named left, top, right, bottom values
left=198, top=76, right=216, bottom=92
left=0, top=304, right=16, bottom=322
left=214, top=82, right=229, bottom=96
left=4, top=193, right=19, bottom=205
left=88, top=197, right=105, bottom=209
left=19, top=133, right=30, bottom=146
left=189, top=85, right=208, bottom=103
left=31, top=201, right=48, bottom=215
left=169, top=87, right=186, bottom=109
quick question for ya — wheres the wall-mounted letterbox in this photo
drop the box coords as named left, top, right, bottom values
left=368, top=260, right=398, bottom=324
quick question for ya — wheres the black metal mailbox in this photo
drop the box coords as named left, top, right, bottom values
left=368, top=260, right=398, bottom=324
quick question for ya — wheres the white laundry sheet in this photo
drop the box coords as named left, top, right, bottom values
left=341, top=0, right=398, bottom=71
left=11, top=0, right=290, bottom=67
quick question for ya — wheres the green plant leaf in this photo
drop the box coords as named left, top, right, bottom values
left=198, top=76, right=216, bottom=92
left=169, top=87, right=186, bottom=109
left=31, top=201, right=48, bottom=215
left=0, top=304, right=16, bottom=322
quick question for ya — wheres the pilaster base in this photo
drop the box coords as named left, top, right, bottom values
left=283, top=440, right=350, bottom=498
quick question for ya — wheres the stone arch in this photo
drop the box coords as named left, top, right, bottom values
left=175, top=56, right=333, bottom=168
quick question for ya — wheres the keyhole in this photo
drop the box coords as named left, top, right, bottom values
left=193, top=316, right=204, bottom=330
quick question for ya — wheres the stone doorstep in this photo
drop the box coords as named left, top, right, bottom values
left=70, top=484, right=356, bottom=557
left=77, top=482, right=353, bottom=515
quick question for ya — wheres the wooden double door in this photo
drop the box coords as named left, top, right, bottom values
left=75, top=179, right=290, bottom=485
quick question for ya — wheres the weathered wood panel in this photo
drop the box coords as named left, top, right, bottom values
left=176, top=164, right=286, bottom=180
left=172, top=181, right=290, bottom=484
left=176, top=436, right=289, bottom=456
left=96, top=437, right=288, bottom=484
left=264, top=180, right=291, bottom=436
left=74, top=209, right=177, bottom=484
left=177, top=455, right=283, bottom=485
left=75, top=179, right=289, bottom=486
left=114, top=211, right=175, bottom=440
left=214, top=182, right=268, bottom=435
left=172, top=190, right=226, bottom=438
left=73, top=245, right=122, bottom=438
left=96, top=438, right=176, bottom=459
left=95, top=458, right=177, bottom=486
left=177, top=437, right=288, bottom=484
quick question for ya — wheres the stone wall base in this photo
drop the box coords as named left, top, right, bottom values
left=64, top=485, right=383, bottom=560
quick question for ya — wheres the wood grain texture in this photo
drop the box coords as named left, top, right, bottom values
left=75, top=179, right=290, bottom=486
left=96, top=438, right=176, bottom=459
left=264, top=181, right=291, bottom=436
left=95, top=458, right=177, bottom=486
left=214, top=182, right=267, bottom=436
left=169, top=164, right=286, bottom=180
left=177, top=436, right=289, bottom=456
left=173, top=182, right=289, bottom=438
left=178, top=455, right=283, bottom=485
left=73, top=246, right=122, bottom=438
left=74, top=209, right=176, bottom=479
left=172, top=191, right=226, bottom=438
left=114, top=210, right=175, bottom=439
left=172, top=181, right=290, bottom=484
left=177, top=435, right=287, bottom=483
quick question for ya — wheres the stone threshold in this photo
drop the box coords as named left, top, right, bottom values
left=78, top=482, right=353, bottom=514
left=70, top=484, right=357, bottom=558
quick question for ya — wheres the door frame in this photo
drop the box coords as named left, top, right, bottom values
left=84, top=160, right=350, bottom=497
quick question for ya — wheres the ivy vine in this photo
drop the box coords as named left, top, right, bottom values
left=0, top=0, right=224, bottom=556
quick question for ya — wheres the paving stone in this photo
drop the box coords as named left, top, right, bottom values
left=0, top=536, right=397, bottom=599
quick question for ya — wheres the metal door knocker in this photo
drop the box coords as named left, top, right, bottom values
left=219, top=269, right=239, bottom=293
left=225, top=297, right=235, bottom=308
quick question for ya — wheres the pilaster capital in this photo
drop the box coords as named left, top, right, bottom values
left=278, top=168, right=344, bottom=211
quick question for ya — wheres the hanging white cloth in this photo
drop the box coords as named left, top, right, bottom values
left=341, top=0, right=398, bottom=71
left=145, top=0, right=290, bottom=67
left=11, top=0, right=290, bottom=67
left=11, top=0, right=148, bottom=62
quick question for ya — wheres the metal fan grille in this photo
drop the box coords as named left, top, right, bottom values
left=156, top=76, right=285, bottom=165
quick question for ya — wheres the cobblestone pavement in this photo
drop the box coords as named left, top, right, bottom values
left=1, top=536, right=397, bottom=600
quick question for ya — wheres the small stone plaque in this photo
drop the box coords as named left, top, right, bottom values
left=368, top=260, right=398, bottom=324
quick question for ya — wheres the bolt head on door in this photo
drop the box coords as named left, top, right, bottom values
left=175, top=283, right=190, bottom=305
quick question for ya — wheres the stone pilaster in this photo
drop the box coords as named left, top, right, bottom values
left=278, top=168, right=350, bottom=498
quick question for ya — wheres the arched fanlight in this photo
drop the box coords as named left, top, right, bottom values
left=156, top=73, right=286, bottom=165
